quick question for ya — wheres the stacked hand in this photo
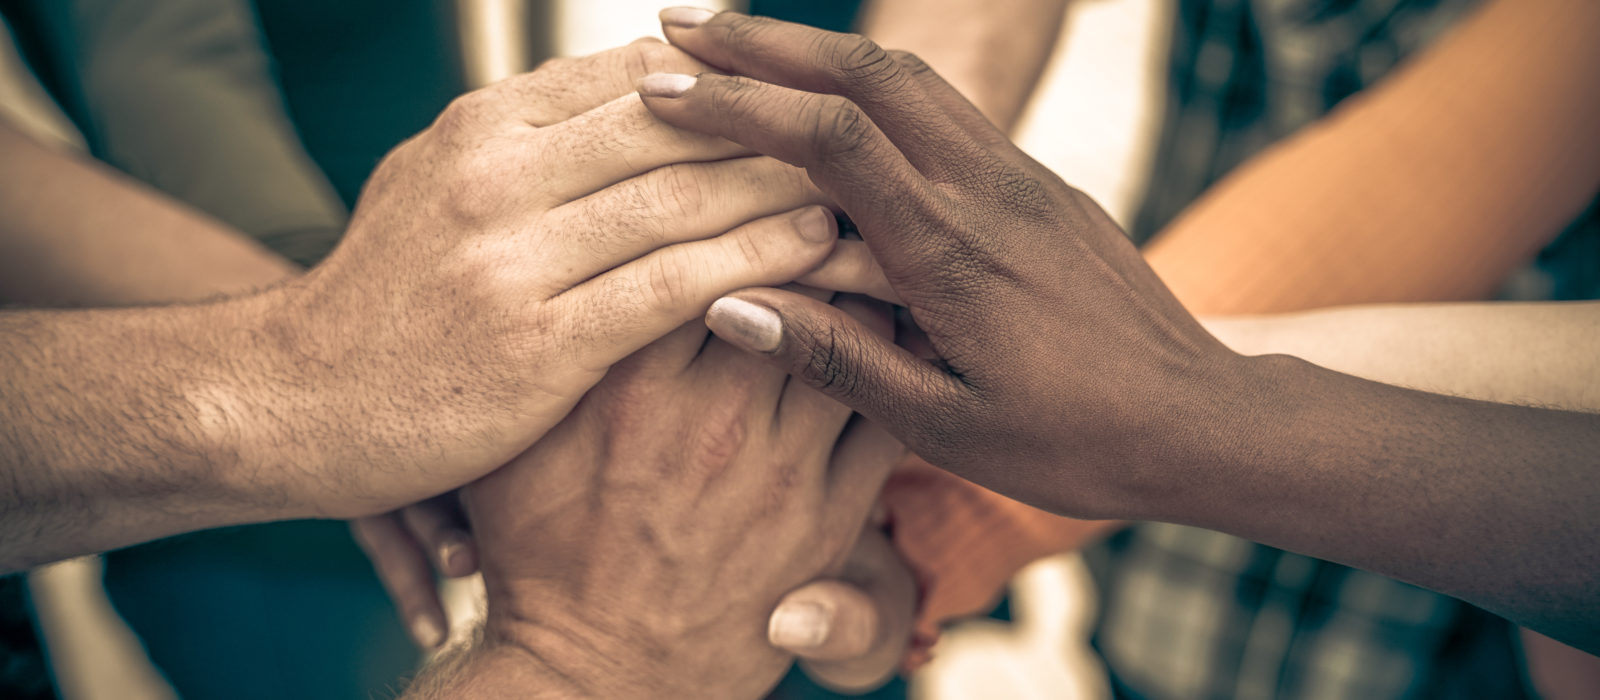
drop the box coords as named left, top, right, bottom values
left=343, top=40, right=918, bottom=690
left=640, top=9, right=1241, bottom=521
left=421, top=295, right=908, bottom=697
left=257, top=38, right=835, bottom=519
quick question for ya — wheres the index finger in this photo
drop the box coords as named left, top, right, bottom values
left=638, top=72, right=947, bottom=290
left=500, top=38, right=712, bottom=126
left=658, top=10, right=989, bottom=182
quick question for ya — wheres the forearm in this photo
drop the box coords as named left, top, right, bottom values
left=0, top=293, right=304, bottom=572
left=0, top=123, right=297, bottom=307
left=857, top=0, right=1068, bottom=131
left=1143, top=354, right=1600, bottom=653
left=1146, top=0, right=1600, bottom=314
left=1205, top=301, right=1600, bottom=412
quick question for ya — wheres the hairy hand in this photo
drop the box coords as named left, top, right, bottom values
left=458, top=291, right=904, bottom=698
left=639, top=11, right=1243, bottom=519
left=247, top=39, right=836, bottom=519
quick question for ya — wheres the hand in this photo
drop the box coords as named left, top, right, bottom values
left=768, top=522, right=915, bottom=691
left=242, top=38, right=837, bottom=519
left=638, top=10, right=1245, bottom=519
left=454, top=291, right=904, bottom=698
left=355, top=499, right=919, bottom=687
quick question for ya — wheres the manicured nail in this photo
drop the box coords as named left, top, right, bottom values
left=769, top=601, right=831, bottom=649
left=707, top=297, right=782, bottom=353
left=410, top=616, right=445, bottom=649
left=660, top=7, right=715, bottom=28
left=636, top=72, right=697, bottom=98
left=794, top=206, right=836, bottom=244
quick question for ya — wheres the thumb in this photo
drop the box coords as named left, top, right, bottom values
left=769, top=531, right=916, bottom=691
left=704, top=288, right=960, bottom=443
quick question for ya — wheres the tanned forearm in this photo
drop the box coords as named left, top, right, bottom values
left=1138, top=352, right=1600, bottom=654
left=857, top=0, right=1069, bottom=131
left=0, top=124, right=308, bottom=571
left=0, top=293, right=306, bottom=572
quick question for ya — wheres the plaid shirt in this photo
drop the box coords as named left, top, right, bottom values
left=1090, top=1, right=1600, bottom=698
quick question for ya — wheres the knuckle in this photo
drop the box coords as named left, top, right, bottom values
left=886, top=49, right=932, bottom=75
left=435, top=89, right=499, bottom=137
left=719, top=13, right=772, bottom=56
left=809, top=96, right=875, bottom=160
left=793, top=318, right=865, bottom=398
left=653, top=164, right=705, bottom=220
left=644, top=249, right=696, bottom=309
left=731, top=225, right=771, bottom=271
left=623, top=37, right=673, bottom=80
left=708, top=75, right=761, bottom=122
left=827, top=35, right=900, bottom=89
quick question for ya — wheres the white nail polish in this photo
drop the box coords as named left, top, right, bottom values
left=769, top=601, right=831, bottom=649
left=660, top=7, right=716, bottom=28
left=636, top=73, right=698, bottom=98
left=706, top=297, right=782, bottom=352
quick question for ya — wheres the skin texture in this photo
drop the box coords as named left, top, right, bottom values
left=0, top=42, right=914, bottom=681
left=342, top=44, right=917, bottom=683
left=637, top=11, right=1600, bottom=654
left=0, top=36, right=848, bottom=573
left=401, top=293, right=904, bottom=698
left=847, top=0, right=1600, bottom=672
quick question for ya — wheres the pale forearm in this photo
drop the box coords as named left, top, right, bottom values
left=0, top=294, right=299, bottom=572
left=857, top=0, right=1068, bottom=130
left=1204, top=301, right=1600, bottom=412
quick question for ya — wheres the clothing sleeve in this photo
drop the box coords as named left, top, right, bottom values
left=885, top=0, right=1600, bottom=653
left=60, top=0, right=348, bottom=266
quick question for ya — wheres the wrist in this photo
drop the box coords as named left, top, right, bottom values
left=195, top=279, right=349, bottom=520
left=1105, top=349, right=1303, bottom=520
left=481, top=590, right=669, bottom=699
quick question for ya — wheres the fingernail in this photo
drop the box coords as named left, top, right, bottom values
left=769, top=601, right=831, bottom=649
left=636, top=72, right=697, bottom=98
left=794, top=207, right=836, bottom=244
left=707, top=297, right=783, bottom=353
left=660, top=7, right=715, bottom=28
left=439, top=537, right=470, bottom=577
left=410, top=617, right=445, bottom=649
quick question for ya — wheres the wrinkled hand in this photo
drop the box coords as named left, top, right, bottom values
left=640, top=10, right=1243, bottom=520
left=457, top=290, right=904, bottom=698
left=253, top=37, right=839, bottom=520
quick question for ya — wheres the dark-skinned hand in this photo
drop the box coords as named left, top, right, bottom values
left=638, top=8, right=1246, bottom=521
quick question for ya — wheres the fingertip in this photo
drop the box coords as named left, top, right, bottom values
left=793, top=205, right=837, bottom=244
left=409, top=615, right=446, bottom=650
left=636, top=72, right=697, bottom=99
left=769, top=600, right=832, bottom=651
left=437, top=533, right=478, bottom=578
left=771, top=581, right=880, bottom=660
left=659, top=6, right=716, bottom=29
left=707, top=296, right=783, bottom=353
